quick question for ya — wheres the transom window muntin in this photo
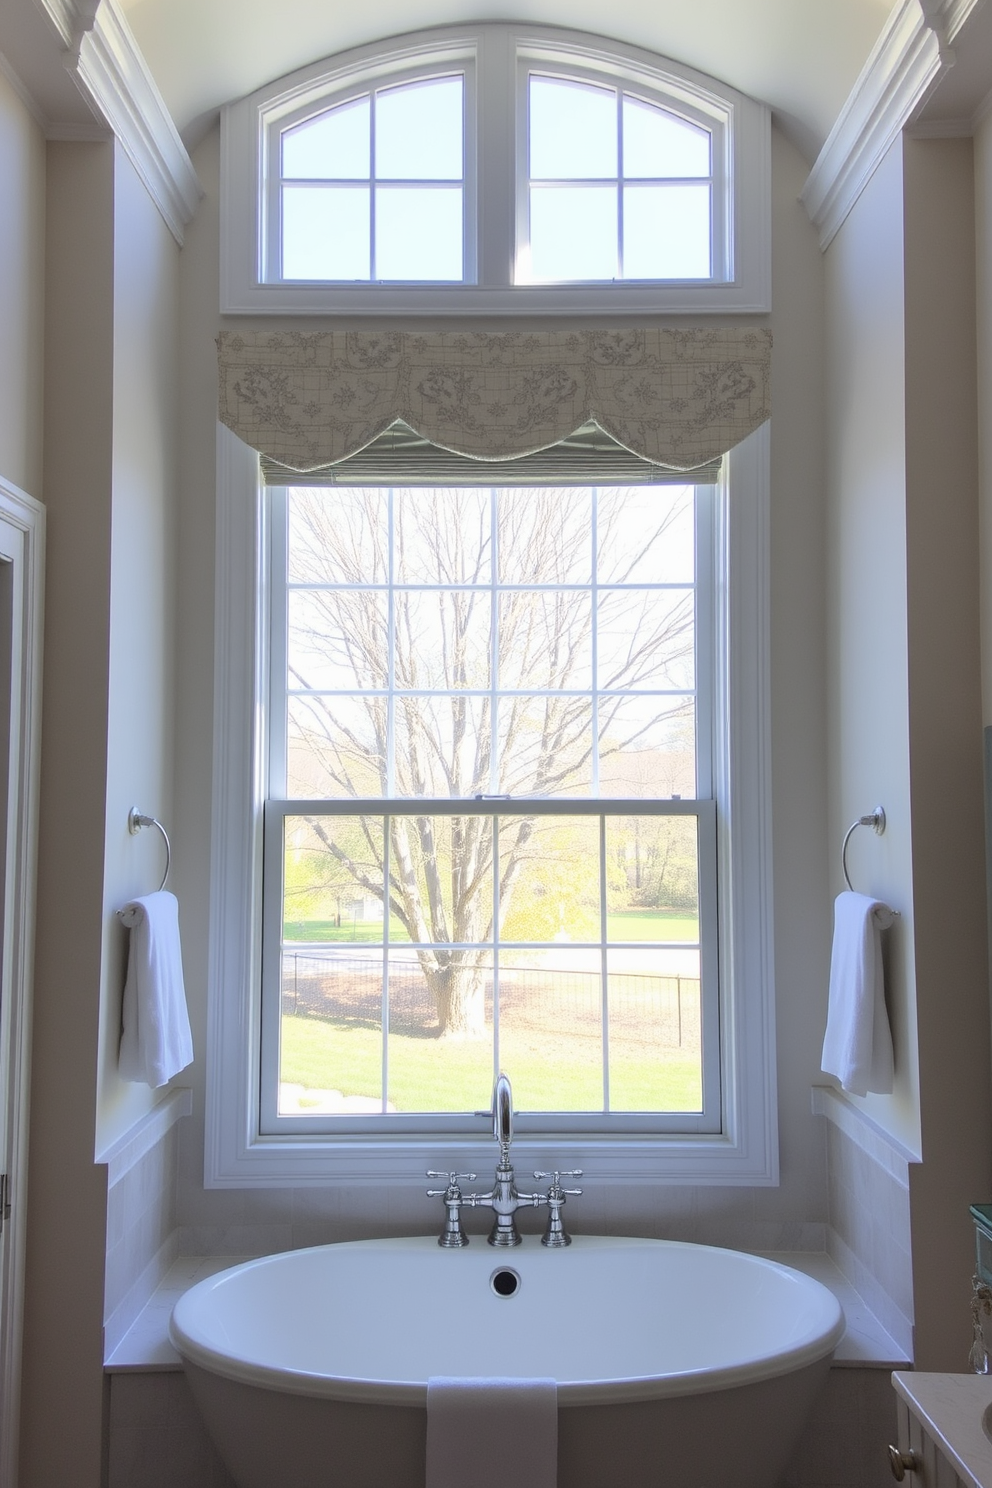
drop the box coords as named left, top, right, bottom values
left=261, top=482, right=719, bottom=1137
left=520, top=70, right=717, bottom=283
left=261, top=797, right=720, bottom=1135
left=273, top=484, right=709, bottom=801
left=258, top=28, right=740, bottom=295
left=278, top=74, right=467, bottom=282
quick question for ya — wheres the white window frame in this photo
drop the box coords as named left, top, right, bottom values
left=514, top=50, right=728, bottom=287
left=260, top=479, right=720, bottom=1139
left=205, top=420, right=776, bottom=1187
left=265, top=59, right=477, bottom=287
left=221, top=23, right=770, bottom=316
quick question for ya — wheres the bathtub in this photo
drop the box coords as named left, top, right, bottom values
left=170, top=1234, right=845, bottom=1488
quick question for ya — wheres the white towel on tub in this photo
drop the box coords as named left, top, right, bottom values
left=118, top=890, right=193, bottom=1087
left=821, top=890, right=896, bottom=1097
left=426, top=1377, right=557, bottom=1488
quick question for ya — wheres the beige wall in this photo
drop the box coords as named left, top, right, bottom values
left=902, top=136, right=991, bottom=1368
left=0, top=68, right=44, bottom=497
left=20, top=139, right=181, bottom=1487
left=21, top=138, right=116, bottom=1488
left=976, top=112, right=992, bottom=729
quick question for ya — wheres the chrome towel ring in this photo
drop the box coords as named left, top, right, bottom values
left=127, top=806, right=171, bottom=894
left=841, top=805, right=899, bottom=914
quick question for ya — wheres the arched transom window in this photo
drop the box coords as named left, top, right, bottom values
left=223, top=25, right=769, bottom=314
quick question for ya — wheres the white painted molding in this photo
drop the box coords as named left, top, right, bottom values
left=205, top=424, right=778, bottom=1187
left=45, top=119, right=109, bottom=140
left=906, top=116, right=973, bottom=136
left=0, top=474, right=45, bottom=1488
left=801, top=0, right=986, bottom=249
left=35, top=0, right=100, bottom=50
left=97, top=1085, right=193, bottom=1186
left=69, top=0, right=201, bottom=245
left=0, top=48, right=48, bottom=130
left=972, top=83, right=992, bottom=132
left=811, top=1085, right=917, bottom=1181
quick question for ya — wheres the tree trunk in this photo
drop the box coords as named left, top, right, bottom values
left=424, top=959, right=487, bottom=1039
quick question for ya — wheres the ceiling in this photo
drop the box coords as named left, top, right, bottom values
left=117, top=0, right=895, bottom=163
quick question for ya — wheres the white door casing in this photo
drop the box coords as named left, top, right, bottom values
left=0, top=475, right=44, bottom=1487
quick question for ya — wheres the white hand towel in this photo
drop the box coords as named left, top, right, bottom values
left=426, top=1377, right=557, bottom=1488
left=821, top=890, right=896, bottom=1097
left=118, top=891, right=193, bottom=1088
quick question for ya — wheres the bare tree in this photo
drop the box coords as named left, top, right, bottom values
left=285, top=485, right=694, bottom=1037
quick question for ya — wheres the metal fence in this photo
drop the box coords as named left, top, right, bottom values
left=281, top=950, right=699, bottom=1052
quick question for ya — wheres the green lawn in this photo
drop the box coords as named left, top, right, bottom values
left=284, top=907, right=699, bottom=945
left=280, top=1013, right=702, bottom=1114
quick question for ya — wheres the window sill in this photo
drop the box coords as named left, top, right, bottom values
left=219, top=281, right=770, bottom=316
left=205, top=1129, right=777, bottom=1188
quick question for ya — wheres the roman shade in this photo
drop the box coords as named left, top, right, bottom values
left=258, top=421, right=723, bottom=486
left=218, top=327, right=771, bottom=480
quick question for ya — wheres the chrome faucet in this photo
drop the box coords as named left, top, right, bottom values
left=493, top=1070, right=512, bottom=1148
left=426, top=1073, right=583, bottom=1248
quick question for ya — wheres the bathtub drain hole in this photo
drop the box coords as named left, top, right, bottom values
left=490, top=1268, right=520, bottom=1298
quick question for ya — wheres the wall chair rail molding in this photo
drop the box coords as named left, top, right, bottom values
left=3, top=0, right=201, bottom=243
left=801, top=0, right=986, bottom=250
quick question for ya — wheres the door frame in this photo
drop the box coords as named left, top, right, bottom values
left=0, top=474, right=44, bottom=1486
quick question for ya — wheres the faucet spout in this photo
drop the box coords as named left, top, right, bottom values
left=428, top=1072, right=582, bottom=1249
left=493, top=1072, right=512, bottom=1150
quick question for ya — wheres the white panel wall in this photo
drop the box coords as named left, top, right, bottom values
left=96, top=147, right=181, bottom=1154
left=824, top=141, right=919, bottom=1153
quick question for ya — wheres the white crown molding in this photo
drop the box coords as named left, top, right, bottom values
left=972, top=83, right=992, bottom=131
left=45, top=118, right=109, bottom=140
left=68, top=0, right=201, bottom=245
left=4, top=0, right=201, bottom=242
left=0, top=47, right=48, bottom=130
left=906, top=115, right=972, bottom=135
left=801, top=0, right=986, bottom=249
left=36, top=0, right=100, bottom=50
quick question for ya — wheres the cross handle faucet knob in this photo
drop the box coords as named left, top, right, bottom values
left=426, top=1171, right=476, bottom=1195
left=534, top=1169, right=583, bottom=1195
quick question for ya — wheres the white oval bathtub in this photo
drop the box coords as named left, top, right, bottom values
left=170, top=1235, right=844, bottom=1488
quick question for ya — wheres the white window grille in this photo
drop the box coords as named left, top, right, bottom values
left=222, top=24, right=769, bottom=314
left=259, top=483, right=721, bottom=1138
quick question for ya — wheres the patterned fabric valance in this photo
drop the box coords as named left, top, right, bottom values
left=217, top=327, right=772, bottom=474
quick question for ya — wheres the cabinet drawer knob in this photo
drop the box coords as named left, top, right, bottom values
left=888, top=1447, right=920, bottom=1480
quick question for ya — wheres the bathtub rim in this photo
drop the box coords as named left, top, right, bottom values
left=169, top=1234, right=846, bottom=1408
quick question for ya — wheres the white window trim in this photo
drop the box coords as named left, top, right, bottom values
left=204, top=420, right=776, bottom=1187
left=220, top=23, right=770, bottom=316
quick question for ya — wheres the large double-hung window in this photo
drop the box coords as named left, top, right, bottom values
left=261, top=481, right=718, bottom=1136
